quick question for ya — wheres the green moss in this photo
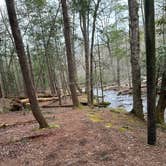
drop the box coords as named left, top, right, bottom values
left=128, top=118, right=135, bottom=123
left=110, top=107, right=126, bottom=114
left=94, top=101, right=111, bottom=108
left=87, top=113, right=103, bottom=123
left=33, top=123, right=60, bottom=131
left=105, top=122, right=113, bottom=128
left=119, top=127, right=127, bottom=132
left=49, top=123, right=60, bottom=129
left=77, top=104, right=85, bottom=110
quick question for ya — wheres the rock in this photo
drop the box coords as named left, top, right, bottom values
left=9, top=98, right=23, bottom=112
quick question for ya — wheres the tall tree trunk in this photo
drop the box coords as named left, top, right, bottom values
left=81, top=14, right=90, bottom=104
left=61, top=0, right=79, bottom=107
left=94, top=60, right=99, bottom=104
left=0, top=83, right=2, bottom=98
left=156, top=67, right=166, bottom=124
left=38, top=12, right=56, bottom=96
left=128, top=0, right=144, bottom=119
left=45, top=50, right=56, bottom=95
left=144, top=0, right=156, bottom=145
left=0, top=59, right=7, bottom=97
left=27, top=44, right=35, bottom=88
left=89, top=0, right=101, bottom=105
left=106, top=41, right=116, bottom=82
left=97, top=39, right=104, bottom=103
left=72, top=11, right=82, bottom=94
left=126, top=59, right=132, bottom=88
left=140, top=0, right=145, bottom=28
left=5, top=0, right=48, bottom=128
left=116, top=57, right=121, bottom=89
left=156, top=1, right=166, bottom=124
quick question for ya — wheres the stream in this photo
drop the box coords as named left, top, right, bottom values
left=104, top=90, right=147, bottom=112
left=94, top=89, right=147, bottom=112
left=94, top=88, right=166, bottom=122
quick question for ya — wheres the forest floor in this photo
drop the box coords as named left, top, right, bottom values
left=0, top=100, right=166, bottom=166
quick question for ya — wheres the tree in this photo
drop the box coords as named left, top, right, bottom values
left=61, top=0, right=79, bottom=107
left=89, top=0, right=101, bottom=105
left=0, top=83, right=2, bottom=98
left=156, top=61, right=166, bottom=123
left=156, top=1, right=166, bottom=124
left=72, top=0, right=91, bottom=104
left=128, top=0, right=144, bottom=119
left=144, top=0, right=156, bottom=145
left=5, top=0, right=49, bottom=128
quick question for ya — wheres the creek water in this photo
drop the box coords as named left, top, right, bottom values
left=94, top=89, right=147, bottom=112
left=94, top=89, right=166, bottom=121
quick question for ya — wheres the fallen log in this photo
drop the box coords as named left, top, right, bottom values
left=21, top=97, right=59, bottom=104
left=9, top=97, right=60, bottom=111
left=42, top=104, right=73, bottom=108
left=37, top=93, right=54, bottom=98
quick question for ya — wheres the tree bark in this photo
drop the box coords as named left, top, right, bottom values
left=5, top=0, right=48, bottom=128
left=89, top=0, right=101, bottom=105
left=144, top=0, right=156, bottom=145
left=156, top=69, right=166, bottom=124
left=116, top=57, right=121, bottom=89
left=61, top=0, right=79, bottom=107
left=27, top=44, right=35, bottom=88
left=106, top=40, right=116, bottom=82
left=72, top=11, right=82, bottom=94
left=156, top=1, right=166, bottom=124
left=0, top=59, right=7, bottom=97
left=81, top=14, right=90, bottom=104
left=97, top=39, right=104, bottom=103
left=128, top=0, right=144, bottom=119
left=0, top=83, right=2, bottom=98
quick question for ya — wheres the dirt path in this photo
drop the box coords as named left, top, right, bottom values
left=0, top=107, right=166, bottom=166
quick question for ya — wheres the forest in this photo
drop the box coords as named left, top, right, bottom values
left=0, top=0, right=166, bottom=165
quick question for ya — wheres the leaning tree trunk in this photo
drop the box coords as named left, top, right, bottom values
left=144, top=0, right=156, bottom=145
left=61, top=0, right=79, bottom=107
left=5, top=0, right=48, bottom=128
left=128, top=0, right=144, bottom=119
